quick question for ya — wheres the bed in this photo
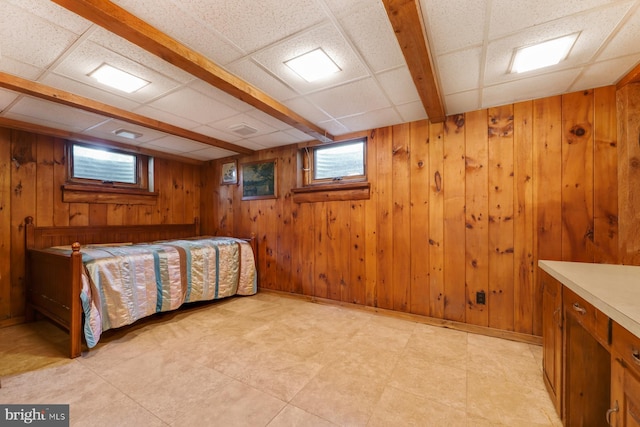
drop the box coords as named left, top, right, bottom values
left=24, top=217, right=257, bottom=358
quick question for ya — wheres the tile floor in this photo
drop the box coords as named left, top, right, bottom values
left=0, top=292, right=562, bottom=426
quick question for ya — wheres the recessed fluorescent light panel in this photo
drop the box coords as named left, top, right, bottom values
left=285, top=48, right=341, bottom=82
left=89, top=64, right=149, bottom=93
left=510, top=33, right=579, bottom=74
left=114, top=128, right=143, bottom=139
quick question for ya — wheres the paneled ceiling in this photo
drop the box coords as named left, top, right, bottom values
left=0, top=0, right=639, bottom=161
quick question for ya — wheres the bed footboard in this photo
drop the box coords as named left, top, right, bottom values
left=26, top=243, right=83, bottom=358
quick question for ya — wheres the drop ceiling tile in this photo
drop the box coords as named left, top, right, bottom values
left=176, top=0, right=327, bottom=53
left=147, top=87, right=240, bottom=125
left=376, top=66, right=421, bottom=105
left=333, top=0, right=406, bottom=73
left=5, top=97, right=107, bottom=132
left=111, top=0, right=244, bottom=65
left=420, top=0, right=487, bottom=55
left=396, top=101, right=427, bottom=123
left=0, top=2, right=80, bottom=69
left=6, top=0, right=92, bottom=34
left=323, top=0, right=372, bottom=17
left=484, top=2, right=633, bottom=85
left=282, top=97, right=333, bottom=123
left=307, top=78, right=390, bottom=119
left=188, top=80, right=254, bottom=114
left=133, top=105, right=200, bottom=130
left=596, top=3, right=640, bottom=61
left=183, top=146, right=238, bottom=161
left=284, top=128, right=314, bottom=143
left=41, top=73, right=140, bottom=112
left=246, top=131, right=302, bottom=148
left=208, top=113, right=279, bottom=137
left=488, top=0, right=629, bottom=39
left=0, top=89, right=19, bottom=111
left=445, top=90, right=481, bottom=116
left=570, top=55, right=640, bottom=90
left=251, top=22, right=370, bottom=95
left=143, top=135, right=210, bottom=153
left=319, top=119, right=350, bottom=136
left=482, top=69, right=580, bottom=109
left=191, top=125, right=243, bottom=143
left=83, top=119, right=168, bottom=144
left=338, top=108, right=402, bottom=133
left=0, top=57, right=42, bottom=80
left=437, top=47, right=482, bottom=95
left=53, top=40, right=185, bottom=103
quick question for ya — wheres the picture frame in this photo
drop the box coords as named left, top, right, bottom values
left=241, top=159, right=277, bottom=200
left=221, top=160, right=238, bottom=185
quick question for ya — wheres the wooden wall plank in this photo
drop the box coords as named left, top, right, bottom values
left=69, top=203, right=89, bottom=226
left=36, top=135, right=54, bottom=227
left=532, top=96, right=563, bottom=336
left=376, top=126, right=394, bottom=309
left=409, top=120, right=430, bottom=316
left=0, top=129, right=11, bottom=321
left=348, top=200, right=366, bottom=305
left=391, top=123, right=411, bottom=312
left=593, top=86, right=618, bottom=264
left=443, top=115, right=467, bottom=322
left=465, top=109, right=489, bottom=327
left=10, top=130, right=37, bottom=318
left=52, top=138, right=68, bottom=226
left=364, top=130, right=378, bottom=307
left=428, top=122, right=445, bottom=318
left=276, top=147, right=295, bottom=293
left=488, top=105, right=515, bottom=331
left=513, top=101, right=535, bottom=334
left=617, top=83, right=640, bottom=264
left=315, top=201, right=330, bottom=298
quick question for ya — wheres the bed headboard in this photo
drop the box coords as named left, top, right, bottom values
left=25, top=216, right=201, bottom=250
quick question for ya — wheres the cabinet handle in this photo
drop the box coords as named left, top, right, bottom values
left=633, top=349, right=640, bottom=367
left=606, top=400, right=619, bottom=426
left=572, top=302, right=587, bottom=315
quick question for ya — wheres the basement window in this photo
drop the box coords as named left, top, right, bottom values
left=308, top=138, right=366, bottom=184
left=292, top=137, right=370, bottom=203
left=63, top=142, right=157, bottom=205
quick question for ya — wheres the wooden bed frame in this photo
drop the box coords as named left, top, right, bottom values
left=24, top=216, right=256, bottom=358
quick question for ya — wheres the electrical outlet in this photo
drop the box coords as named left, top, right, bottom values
left=476, top=291, right=486, bottom=305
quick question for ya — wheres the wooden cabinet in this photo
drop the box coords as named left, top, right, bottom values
left=563, top=286, right=611, bottom=426
left=541, top=270, right=563, bottom=416
left=611, top=322, right=640, bottom=427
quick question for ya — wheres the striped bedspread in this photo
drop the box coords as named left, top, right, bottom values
left=73, top=237, right=256, bottom=348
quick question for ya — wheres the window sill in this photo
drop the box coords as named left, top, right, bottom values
left=291, top=182, right=370, bottom=203
left=62, top=184, right=158, bottom=205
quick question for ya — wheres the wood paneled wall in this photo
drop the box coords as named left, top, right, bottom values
left=0, top=129, right=202, bottom=326
left=204, top=87, right=621, bottom=336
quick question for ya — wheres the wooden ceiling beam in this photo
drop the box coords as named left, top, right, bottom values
left=382, top=0, right=446, bottom=123
left=0, top=72, right=254, bottom=155
left=616, top=61, right=640, bottom=89
left=51, top=0, right=334, bottom=143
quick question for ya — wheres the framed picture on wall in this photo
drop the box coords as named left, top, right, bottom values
left=221, top=160, right=238, bottom=185
left=241, top=159, right=277, bottom=200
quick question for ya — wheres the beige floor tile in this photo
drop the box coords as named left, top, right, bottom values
left=1, top=292, right=564, bottom=427
left=267, top=405, right=336, bottom=427
left=368, top=386, right=467, bottom=427
left=388, top=353, right=467, bottom=410
left=291, top=366, right=386, bottom=426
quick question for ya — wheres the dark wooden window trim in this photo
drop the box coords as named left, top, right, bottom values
left=291, top=181, right=370, bottom=203
left=62, top=183, right=158, bottom=205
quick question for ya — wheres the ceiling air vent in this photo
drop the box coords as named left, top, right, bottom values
left=229, top=123, right=258, bottom=136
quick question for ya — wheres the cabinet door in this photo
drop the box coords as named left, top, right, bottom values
left=611, top=357, right=640, bottom=427
left=541, top=270, right=562, bottom=416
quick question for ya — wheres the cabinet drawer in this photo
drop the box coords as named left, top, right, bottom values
left=613, top=322, right=640, bottom=376
left=563, top=287, right=610, bottom=349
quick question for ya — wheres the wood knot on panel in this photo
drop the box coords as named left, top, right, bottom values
left=434, top=171, right=442, bottom=192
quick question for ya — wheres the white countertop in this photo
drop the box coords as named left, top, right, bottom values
left=539, top=260, right=640, bottom=338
